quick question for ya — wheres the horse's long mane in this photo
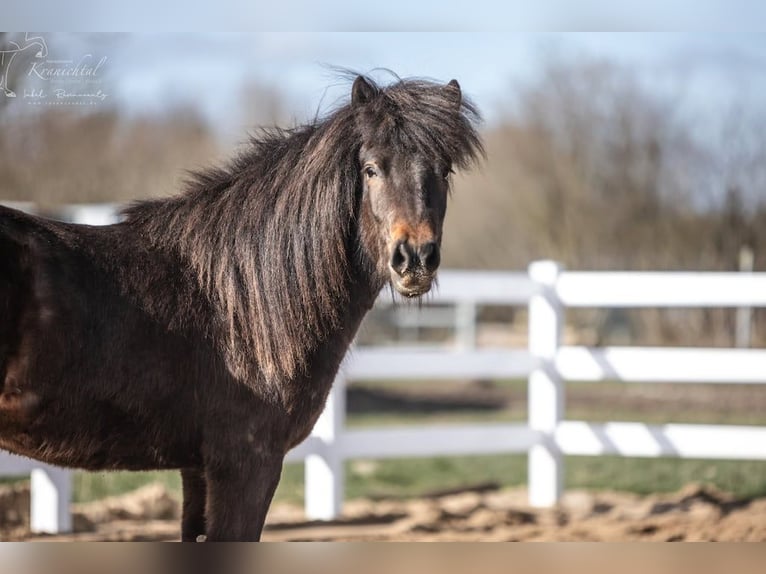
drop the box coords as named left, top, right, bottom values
left=123, top=76, right=483, bottom=391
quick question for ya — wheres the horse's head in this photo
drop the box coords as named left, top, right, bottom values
left=351, top=76, right=483, bottom=298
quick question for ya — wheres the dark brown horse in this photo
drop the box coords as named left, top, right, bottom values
left=0, top=75, right=483, bottom=541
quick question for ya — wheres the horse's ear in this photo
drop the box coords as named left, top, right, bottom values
left=352, top=76, right=376, bottom=106
left=446, top=79, right=462, bottom=110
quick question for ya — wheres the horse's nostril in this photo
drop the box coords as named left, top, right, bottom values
left=390, top=241, right=412, bottom=276
left=419, top=241, right=440, bottom=272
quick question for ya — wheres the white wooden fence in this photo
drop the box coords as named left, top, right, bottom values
left=289, top=262, right=766, bottom=519
left=1, top=204, right=766, bottom=531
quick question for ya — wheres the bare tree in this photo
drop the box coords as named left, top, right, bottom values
left=442, top=55, right=766, bottom=346
left=0, top=106, right=219, bottom=205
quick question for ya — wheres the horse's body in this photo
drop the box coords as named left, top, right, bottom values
left=0, top=76, right=482, bottom=540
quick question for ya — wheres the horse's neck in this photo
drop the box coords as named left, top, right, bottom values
left=346, top=275, right=381, bottom=324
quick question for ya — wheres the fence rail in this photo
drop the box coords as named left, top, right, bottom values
left=558, top=272, right=766, bottom=307
left=1, top=203, right=765, bottom=531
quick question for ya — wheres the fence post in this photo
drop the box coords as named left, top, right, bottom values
left=456, top=301, right=478, bottom=349
left=527, top=260, right=564, bottom=507
left=736, top=245, right=754, bottom=348
left=30, top=466, right=72, bottom=534
left=305, top=374, right=345, bottom=520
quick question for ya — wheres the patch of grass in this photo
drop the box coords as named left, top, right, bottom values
left=565, top=456, right=766, bottom=499
left=71, top=455, right=766, bottom=505
left=271, top=456, right=525, bottom=505
left=272, top=455, right=766, bottom=505
left=73, top=471, right=181, bottom=504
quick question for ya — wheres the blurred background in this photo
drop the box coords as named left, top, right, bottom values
left=3, top=33, right=766, bottom=346
left=2, top=32, right=766, bottom=540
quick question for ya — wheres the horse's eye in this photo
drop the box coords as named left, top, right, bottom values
left=364, top=166, right=377, bottom=179
left=443, top=167, right=454, bottom=179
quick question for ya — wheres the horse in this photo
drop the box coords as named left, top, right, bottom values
left=0, top=75, right=483, bottom=541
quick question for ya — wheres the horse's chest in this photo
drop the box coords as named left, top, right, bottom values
left=278, top=372, right=338, bottom=450
left=276, top=304, right=373, bottom=450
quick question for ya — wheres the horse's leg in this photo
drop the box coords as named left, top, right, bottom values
left=180, top=467, right=207, bottom=542
left=203, top=451, right=283, bottom=541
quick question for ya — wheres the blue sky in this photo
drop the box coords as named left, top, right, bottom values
left=6, top=1, right=766, bottom=32
left=100, top=34, right=766, bottom=133
left=10, top=33, right=766, bottom=144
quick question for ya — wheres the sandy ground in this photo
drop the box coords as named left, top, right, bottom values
left=2, top=481, right=765, bottom=542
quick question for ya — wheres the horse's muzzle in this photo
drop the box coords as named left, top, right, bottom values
left=389, top=239, right=439, bottom=297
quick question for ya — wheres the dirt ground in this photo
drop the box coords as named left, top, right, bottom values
left=2, top=481, right=765, bottom=541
